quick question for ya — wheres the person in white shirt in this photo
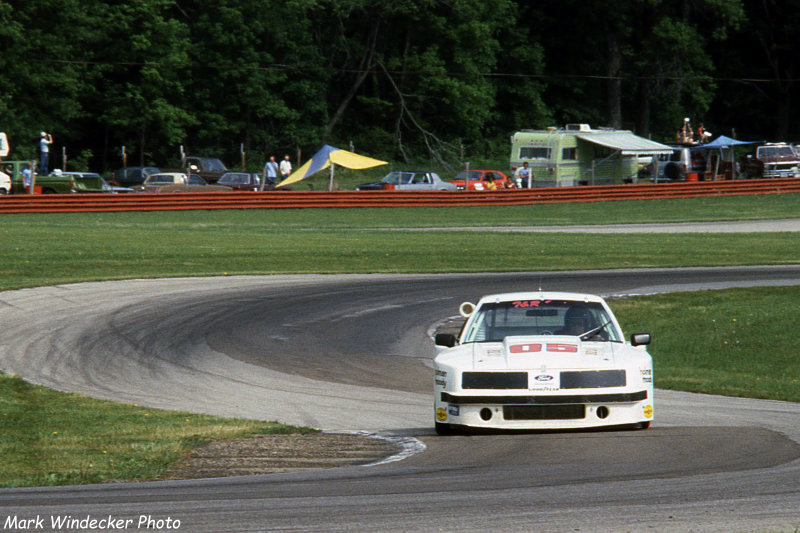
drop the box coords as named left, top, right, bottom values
left=39, top=132, right=53, bottom=174
left=279, top=154, right=292, bottom=180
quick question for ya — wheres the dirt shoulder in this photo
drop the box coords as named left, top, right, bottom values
left=164, top=433, right=404, bottom=480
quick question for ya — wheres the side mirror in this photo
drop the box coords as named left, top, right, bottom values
left=631, top=333, right=651, bottom=347
left=459, top=302, right=476, bottom=318
left=435, top=333, right=457, bottom=347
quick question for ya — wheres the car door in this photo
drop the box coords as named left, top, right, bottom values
left=404, top=173, right=433, bottom=190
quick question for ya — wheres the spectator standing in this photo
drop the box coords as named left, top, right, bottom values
left=38, top=132, right=53, bottom=175
left=264, top=156, right=278, bottom=180
left=21, top=163, right=32, bottom=190
left=516, top=161, right=531, bottom=188
left=679, top=118, right=693, bottom=144
left=279, top=154, right=292, bottom=180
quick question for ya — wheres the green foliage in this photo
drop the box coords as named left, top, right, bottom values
left=67, top=149, right=94, bottom=172
left=90, top=0, right=194, bottom=167
left=182, top=0, right=328, bottom=161
left=3, top=0, right=794, bottom=172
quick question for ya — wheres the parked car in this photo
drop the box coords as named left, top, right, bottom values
left=740, top=143, right=800, bottom=178
left=1, top=162, right=106, bottom=194
left=217, top=172, right=262, bottom=191
left=102, top=178, right=134, bottom=193
left=165, top=156, right=228, bottom=183
left=110, top=166, right=161, bottom=187
left=134, top=173, right=232, bottom=193
left=356, top=171, right=457, bottom=191
left=449, top=170, right=510, bottom=190
left=218, top=171, right=293, bottom=191
left=55, top=171, right=107, bottom=193
left=651, top=146, right=706, bottom=181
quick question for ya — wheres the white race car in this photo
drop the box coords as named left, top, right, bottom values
left=433, top=292, right=653, bottom=434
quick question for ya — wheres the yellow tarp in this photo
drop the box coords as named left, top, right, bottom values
left=276, top=145, right=387, bottom=188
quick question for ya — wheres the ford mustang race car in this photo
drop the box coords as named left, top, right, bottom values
left=433, top=292, right=653, bottom=434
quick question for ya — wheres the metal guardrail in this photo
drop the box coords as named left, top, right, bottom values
left=1, top=178, right=799, bottom=213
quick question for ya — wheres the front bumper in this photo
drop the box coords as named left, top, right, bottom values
left=763, top=165, right=800, bottom=178
left=435, top=390, right=652, bottom=430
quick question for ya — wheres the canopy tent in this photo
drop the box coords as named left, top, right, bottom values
left=693, top=135, right=761, bottom=180
left=276, top=145, right=387, bottom=190
left=697, top=135, right=759, bottom=150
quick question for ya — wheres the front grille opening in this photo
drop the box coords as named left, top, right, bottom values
left=462, top=372, right=527, bottom=389
left=560, top=370, right=626, bottom=389
left=503, top=404, right=585, bottom=420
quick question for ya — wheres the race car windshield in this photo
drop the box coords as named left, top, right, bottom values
left=462, top=300, right=622, bottom=343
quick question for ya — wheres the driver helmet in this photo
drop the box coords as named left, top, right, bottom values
left=563, top=306, right=592, bottom=330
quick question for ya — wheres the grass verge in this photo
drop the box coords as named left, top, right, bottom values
left=1, top=198, right=798, bottom=486
left=0, top=373, right=313, bottom=487
left=1, top=211, right=799, bottom=291
left=611, top=286, right=800, bottom=402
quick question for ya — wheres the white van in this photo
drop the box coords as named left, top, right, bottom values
left=652, top=146, right=706, bottom=181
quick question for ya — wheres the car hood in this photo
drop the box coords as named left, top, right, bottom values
left=355, top=181, right=382, bottom=189
left=437, top=335, right=629, bottom=371
left=762, top=154, right=800, bottom=163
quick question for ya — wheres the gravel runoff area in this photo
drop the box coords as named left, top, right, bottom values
left=164, top=433, right=406, bottom=480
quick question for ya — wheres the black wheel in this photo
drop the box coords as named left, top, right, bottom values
left=639, top=421, right=651, bottom=430
left=664, top=162, right=680, bottom=181
left=435, top=422, right=455, bottom=436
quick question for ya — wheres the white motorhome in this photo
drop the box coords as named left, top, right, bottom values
left=510, top=124, right=672, bottom=187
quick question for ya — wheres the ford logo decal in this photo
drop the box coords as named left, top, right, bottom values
left=534, top=374, right=554, bottom=382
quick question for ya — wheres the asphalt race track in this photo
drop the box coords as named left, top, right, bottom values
left=1, top=266, right=800, bottom=532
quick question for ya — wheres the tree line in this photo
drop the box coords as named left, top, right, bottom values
left=0, top=0, right=796, bottom=172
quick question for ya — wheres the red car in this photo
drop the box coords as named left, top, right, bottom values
left=449, top=170, right=510, bottom=190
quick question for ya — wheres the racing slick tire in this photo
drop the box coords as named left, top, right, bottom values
left=435, top=422, right=456, bottom=436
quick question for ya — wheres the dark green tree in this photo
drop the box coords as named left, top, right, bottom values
left=314, top=0, right=522, bottom=163
left=0, top=0, right=92, bottom=161
left=176, top=0, right=329, bottom=168
left=709, top=0, right=799, bottom=140
left=529, top=0, right=743, bottom=142
left=84, top=0, right=194, bottom=169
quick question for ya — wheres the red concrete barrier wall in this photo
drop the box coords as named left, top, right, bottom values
left=1, top=178, right=799, bottom=213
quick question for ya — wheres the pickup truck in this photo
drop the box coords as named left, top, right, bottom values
left=134, top=172, right=232, bottom=193
left=165, top=157, right=229, bottom=183
left=0, top=161, right=105, bottom=194
left=741, top=143, right=800, bottom=179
